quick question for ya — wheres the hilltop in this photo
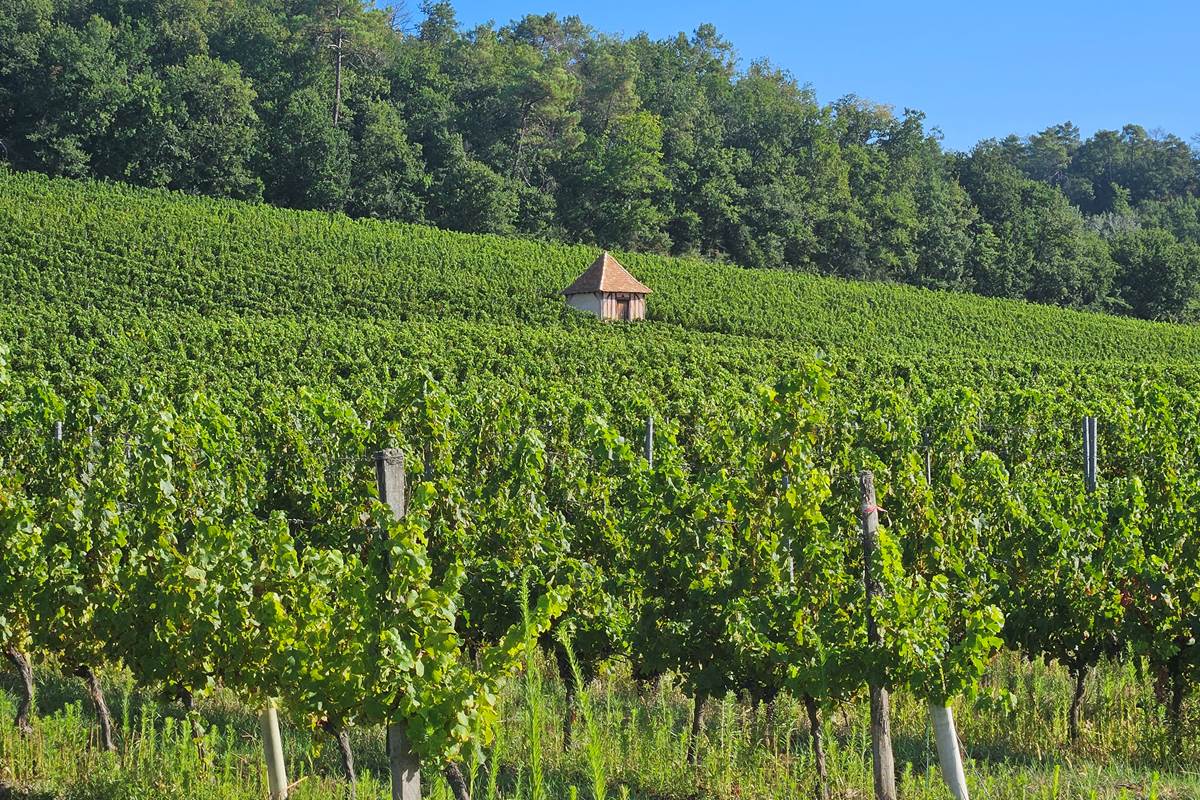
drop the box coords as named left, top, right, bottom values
left=5, top=0, right=1199, bottom=325
left=2, top=170, right=1199, bottom=407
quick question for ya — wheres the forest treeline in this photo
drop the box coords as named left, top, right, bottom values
left=2, top=0, right=1199, bottom=321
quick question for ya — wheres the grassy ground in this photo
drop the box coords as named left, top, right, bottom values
left=2, top=652, right=1198, bottom=800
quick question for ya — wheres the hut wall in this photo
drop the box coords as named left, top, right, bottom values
left=568, top=291, right=646, bottom=320
left=597, top=292, right=647, bottom=320
left=633, top=295, right=646, bottom=320
left=567, top=292, right=603, bottom=316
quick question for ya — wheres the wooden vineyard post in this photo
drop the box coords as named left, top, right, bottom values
left=859, top=470, right=897, bottom=800
left=4, top=646, right=35, bottom=734
left=260, top=700, right=289, bottom=800
left=686, top=692, right=705, bottom=766
left=375, top=449, right=422, bottom=800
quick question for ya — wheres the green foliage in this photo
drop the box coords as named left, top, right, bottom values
left=1111, top=228, right=1200, bottom=321
left=10, top=358, right=1200, bottom=760
left=9, top=171, right=1200, bottom=378
left=348, top=99, right=428, bottom=222
left=7, top=120, right=1200, bottom=781
left=2, top=0, right=1198, bottom=319
left=160, top=55, right=262, bottom=200
left=564, top=110, right=670, bottom=250
left=266, top=87, right=351, bottom=211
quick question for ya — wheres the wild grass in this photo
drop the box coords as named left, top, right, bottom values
left=558, top=634, right=606, bottom=800
left=2, top=651, right=1199, bottom=800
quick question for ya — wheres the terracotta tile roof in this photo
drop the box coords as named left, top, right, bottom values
left=562, top=251, right=652, bottom=296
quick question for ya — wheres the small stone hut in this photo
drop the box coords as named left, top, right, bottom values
left=562, top=251, right=651, bottom=321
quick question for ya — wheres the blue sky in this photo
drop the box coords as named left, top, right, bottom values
left=446, top=0, right=1200, bottom=152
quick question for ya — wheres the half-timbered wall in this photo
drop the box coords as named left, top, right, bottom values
left=599, top=292, right=646, bottom=320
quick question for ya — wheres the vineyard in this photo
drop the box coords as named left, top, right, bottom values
left=6, top=169, right=1200, bottom=369
left=3, top=171, right=1200, bottom=799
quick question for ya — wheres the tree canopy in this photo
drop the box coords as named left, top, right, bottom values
left=2, top=0, right=1198, bottom=320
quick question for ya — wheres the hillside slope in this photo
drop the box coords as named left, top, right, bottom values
left=3, top=170, right=1199, bottom=380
